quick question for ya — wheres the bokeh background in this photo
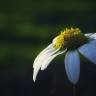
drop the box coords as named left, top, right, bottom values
left=0, top=0, right=96, bottom=96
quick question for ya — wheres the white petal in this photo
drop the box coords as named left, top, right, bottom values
left=33, top=67, right=40, bottom=82
left=33, top=44, right=55, bottom=68
left=79, top=41, right=96, bottom=64
left=41, top=49, right=67, bottom=70
left=89, top=33, right=96, bottom=39
left=65, top=51, right=80, bottom=84
left=85, top=33, right=96, bottom=39
left=85, top=33, right=93, bottom=37
left=52, top=37, right=57, bottom=46
left=33, top=44, right=60, bottom=82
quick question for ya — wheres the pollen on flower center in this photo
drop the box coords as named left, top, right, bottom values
left=53, top=28, right=88, bottom=50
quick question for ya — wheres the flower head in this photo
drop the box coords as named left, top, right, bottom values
left=53, top=28, right=88, bottom=50
left=33, top=27, right=96, bottom=84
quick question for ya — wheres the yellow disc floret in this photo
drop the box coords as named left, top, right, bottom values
left=53, top=27, right=88, bottom=50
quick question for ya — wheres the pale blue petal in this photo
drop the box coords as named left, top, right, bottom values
left=79, top=41, right=96, bottom=64
left=90, top=40, right=96, bottom=47
left=65, top=51, right=80, bottom=84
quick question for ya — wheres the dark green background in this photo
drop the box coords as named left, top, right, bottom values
left=0, top=0, right=96, bottom=96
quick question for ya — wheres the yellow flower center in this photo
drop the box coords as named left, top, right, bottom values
left=53, top=28, right=88, bottom=50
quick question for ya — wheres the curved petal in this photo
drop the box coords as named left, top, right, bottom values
left=33, top=44, right=60, bottom=82
left=65, top=51, right=80, bottom=84
left=85, top=33, right=96, bottom=39
left=79, top=41, right=96, bottom=64
left=41, top=49, right=67, bottom=70
left=33, top=44, right=54, bottom=68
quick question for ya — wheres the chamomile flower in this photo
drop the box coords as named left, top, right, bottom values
left=33, top=28, right=96, bottom=84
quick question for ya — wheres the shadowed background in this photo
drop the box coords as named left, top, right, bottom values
left=0, top=0, right=96, bottom=96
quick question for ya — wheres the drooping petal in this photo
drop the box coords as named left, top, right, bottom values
left=85, top=33, right=96, bottom=39
left=33, top=44, right=54, bottom=68
left=79, top=40, right=96, bottom=64
left=33, top=44, right=60, bottom=82
left=41, top=49, right=67, bottom=70
left=65, top=51, right=80, bottom=84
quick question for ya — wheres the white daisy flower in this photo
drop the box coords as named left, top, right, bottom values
left=33, top=28, right=96, bottom=85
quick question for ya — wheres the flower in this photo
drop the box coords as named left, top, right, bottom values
left=33, top=28, right=96, bottom=84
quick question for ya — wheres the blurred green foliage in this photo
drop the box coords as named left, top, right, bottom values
left=0, top=0, right=96, bottom=72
